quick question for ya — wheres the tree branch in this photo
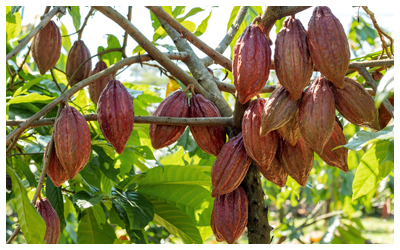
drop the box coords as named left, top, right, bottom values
left=121, top=6, right=132, bottom=59
left=78, top=7, right=94, bottom=40
left=6, top=6, right=66, bottom=61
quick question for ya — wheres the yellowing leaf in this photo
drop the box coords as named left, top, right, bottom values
left=166, top=79, right=180, bottom=97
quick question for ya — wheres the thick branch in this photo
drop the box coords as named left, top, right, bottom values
left=6, top=6, right=66, bottom=61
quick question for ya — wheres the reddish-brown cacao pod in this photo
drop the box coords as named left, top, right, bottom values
left=281, top=136, right=314, bottom=187
left=149, top=91, right=189, bottom=149
left=31, top=20, right=61, bottom=75
left=260, top=84, right=302, bottom=136
left=211, top=132, right=251, bottom=197
left=331, top=77, right=380, bottom=131
left=189, top=94, right=226, bottom=156
left=233, top=24, right=271, bottom=104
left=89, top=61, right=114, bottom=105
left=299, top=77, right=336, bottom=154
left=274, top=17, right=313, bottom=100
left=307, top=6, right=350, bottom=89
left=277, top=110, right=301, bottom=147
left=318, top=121, right=348, bottom=172
left=210, top=208, right=224, bottom=242
left=54, top=106, right=91, bottom=180
left=258, top=138, right=288, bottom=187
left=66, top=40, right=92, bottom=86
left=35, top=198, right=60, bottom=244
left=242, top=98, right=278, bottom=169
left=379, top=96, right=394, bottom=129
left=212, top=186, right=248, bottom=244
left=44, top=142, right=68, bottom=187
left=97, top=80, right=134, bottom=154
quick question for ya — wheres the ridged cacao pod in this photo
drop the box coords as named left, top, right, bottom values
left=318, top=121, right=348, bottom=172
left=211, top=186, right=248, bottom=244
left=54, top=106, right=91, bottom=180
left=258, top=138, right=288, bottom=187
left=242, top=98, right=278, bottom=169
left=260, top=84, right=302, bottom=136
left=210, top=208, right=224, bottom=242
left=66, top=40, right=92, bottom=86
left=307, top=6, right=350, bottom=89
left=299, top=77, right=336, bottom=154
left=331, top=77, right=380, bottom=131
left=233, top=25, right=271, bottom=104
left=35, top=198, right=60, bottom=244
left=89, top=61, right=114, bottom=105
left=44, top=142, right=68, bottom=187
left=274, top=17, right=313, bottom=100
left=149, top=91, right=189, bottom=149
left=379, top=96, right=394, bottom=129
left=281, top=136, right=314, bottom=187
left=211, top=132, right=251, bottom=197
left=189, top=94, right=226, bottom=156
left=31, top=21, right=61, bottom=75
left=277, top=110, right=301, bottom=147
left=97, top=80, right=134, bottom=154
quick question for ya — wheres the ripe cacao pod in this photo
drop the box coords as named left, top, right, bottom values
left=31, top=20, right=61, bottom=75
left=211, top=186, right=248, bottom=244
left=97, top=80, right=134, bottom=154
left=54, top=106, right=91, bottom=180
left=35, top=198, right=60, bottom=244
left=89, top=60, right=114, bottom=105
left=242, top=98, right=278, bottom=169
left=318, top=121, right=348, bottom=172
left=260, top=84, right=302, bottom=136
left=331, top=77, right=380, bottom=131
left=258, top=138, right=288, bottom=187
left=210, top=208, right=224, bottom=242
left=307, top=6, right=350, bottom=89
left=379, top=96, right=394, bottom=129
left=44, top=142, right=69, bottom=187
left=189, top=94, right=226, bottom=156
left=149, top=91, right=189, bottom=149
left=233, top=24, right=271, bottom=104
left=277, top=110, right=301, bottom=147
left=274, top=17, right=313, bottom=100
left=281, top=136, right=314, bottom=187
left=299, top=77, right=336, bottom=154
left=66, top=40, right=92, bottom=86
left=211, top=132, right=251, bottom=197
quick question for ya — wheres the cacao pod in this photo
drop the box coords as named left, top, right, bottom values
left=331, top=77, right=380, bottom=131
left=97, top=80, right=134, bottom=154
left=233, top=24, right=271, bottom=104
left=212, top=186, right=248, bottom=244
left=274, top=17, right=313, bottom=100
left=307, top=6, right=350, bottom=89
left=260, top=84, right=302, bottom=136
left=31, top=20, right=61, bottom=75
left=242, top=98, right=278, bottom=169
left=66, top=40, right=92, bottom=86
left=299, top=77, right=336, bottom=154
left=35, top=198, right=60, bottom=244
left=277, top=110, right=301, bottom=147
left=281, top=136, right=314, bottom=187
left=379, top=96, right=394, bottom=129
left=189, top=94, right=226, bottom=156
left=211, top=132, right=251, bottom=197
left=44, top=142, right=69, bottom=187
left=258, top=138, right=288, bottom=187
left=89, top=60, right=114, bottom=105
left=54, top=106, right=91, bottom=180
left=210, top=208, right=224, bottom=242
left=149, top=91, right=189, bottom=149
left=318, top=121, right=348, bottom=172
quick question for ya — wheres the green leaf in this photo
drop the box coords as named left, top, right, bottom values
left=11, top=6, right=22, bottom=16
left=16, top=156, right=37, bottom=187
left=73, top=191, right=104, bottom=209
left=8, top=93, right=55, bottom=105
left=381, top=139, right=394, bottom=165
left=100, top=174, right=114, bottom=197
left=176, top=127, right=198, bottom=154
left=92, top=203, right=107, bottom=228
left=172, top=6, right=185, bottom=18
left=150, top=198, right=203, bottom=244
left=112, top=188, right=155, bottom=230
left=275, top=17, right=286, bottom=34
left=116, top=173, right=146, bottom=191
left=68, top=6, right=81, bottom=32
left=46, top=178, right=66, bottom=231
left=375, top=68, right=394, bottom=108
left=6, top=6, right=22, bottom=42
left=60, top=22, right=71, bottom=52
left=180, top=20, right=196, bottom=33
left=6, top=165, right=46, bottom=244
left=100, top=34, right=122, bottom=67
left=342, top=125, right=394, bottom=151
left=77, top=207, right=117, bottom=244
left=176, top=7, right=204, bottom=22
left=352, top=141, right=391, bottom=200
left=194, top=10, right=212, bottom=36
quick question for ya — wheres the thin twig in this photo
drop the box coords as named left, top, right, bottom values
left=6, top=152, right=44, bottom=159
left=121, top=6, right=132, bottom=59
left=53, top=66, right=67, bottom=75
left=43, top=6, right=51, bottom=16
left=50, top=68, right=63, bottom=92
left=78, top=7, right=94, bottom=40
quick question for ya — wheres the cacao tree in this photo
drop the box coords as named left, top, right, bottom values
left=6, top=5, right=394, bottom=244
